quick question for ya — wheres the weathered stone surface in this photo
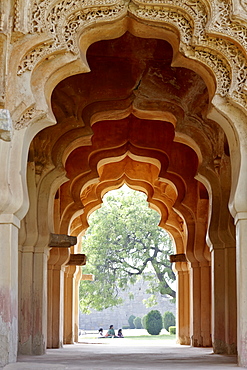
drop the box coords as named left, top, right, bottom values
left=67, top=254, right=86, bottom=266
left=3, top=0, right=247, bottom=366
left=49, top=233, right=77, bottom=248
left=81, top=274, right=94, bottom=281
left=169, top=254, right=187, bottom=263
left=0, top=109, right=12, bottom=141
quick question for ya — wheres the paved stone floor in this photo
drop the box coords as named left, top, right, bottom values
left=3, top=338, right=240, bottom=370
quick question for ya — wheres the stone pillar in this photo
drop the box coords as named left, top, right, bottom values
left=0, top=214, right=19, bottom=367
left=64, top=266, right=77, bottom=344
left=211, top=246, right=226, bottom=353
left=190, top=261, right=201, bottom=346
left=200, top=262, right=211, bottom=347
left=211, top=244, right=236, bottom=355
left=74, top=268, right=82, bottom=343
left=32, top=245, right=49, bottom=354
left=18, top=244, right=34, bottom=354
left=47, top=248, right=69, bottom=348
left=190, top=261, right=211, bottom=347
left=235, top=216, right=247, bottom=367
left=175, top=261, right=190, bottom=345
left=18, top=160, right=36, bottom=355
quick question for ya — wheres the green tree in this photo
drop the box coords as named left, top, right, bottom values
left=79, top=186, right=176, bottom=313
left=163, top=311, right=176, bottom=331
left=128, top=315, right=136, bottom=329
left=146, top=310, right=163, bottom=335
left=134, top=316, right=143, bottom=329
left=142, top=314, right=148, bottom=329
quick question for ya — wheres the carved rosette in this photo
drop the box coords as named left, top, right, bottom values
left=16, top=0, right=247, bottom=117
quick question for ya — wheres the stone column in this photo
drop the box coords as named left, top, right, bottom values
left=235, top=216, right=247, bottom=367
left=47, top=238, right=74, bottom=348
left=64, top=266, right=77, bottom=344
left=175, top=261, right=190, bottom=345
left=18, top=161, right=37, bottom=355
left=189, top=260, right=211, bottom=347
left=74, top=267, right=82, bottom=343
left=0, top=214, right=19, bottom=366
left=47, top=249, right=64, bottom=349
left=32, top=245, right=49, bottom=354
left=200, top=261, right=211, bottom=347
left=211, top=244, right=236, bottom=354
left=63, top=253, right=85, bottom=344
left=190, top=261, right=201, bottom=347
left=18, top=244, right=34, bottom=354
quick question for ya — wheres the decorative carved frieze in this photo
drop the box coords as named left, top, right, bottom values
left=14, top=0, right=247, bottom=113
left=13, top=0, right=21, bottom=32
left=14, top=107, right=48, bottom=130
left=18, top=0, right=126, bottom=75
left=17, top=42, right=54, bottom=76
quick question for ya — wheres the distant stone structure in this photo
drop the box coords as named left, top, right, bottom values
left=79, top=279, right=176, bottom=330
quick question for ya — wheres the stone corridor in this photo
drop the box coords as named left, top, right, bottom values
left=3, top=340, right=238, bottom=370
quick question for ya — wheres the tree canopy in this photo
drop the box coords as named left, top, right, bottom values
left=79, top=186, right=176, bottom=313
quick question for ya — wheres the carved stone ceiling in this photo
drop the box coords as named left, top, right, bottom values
left=33, top=32, right=217, bottom=237
left=51, top=32, right=209, bottom=129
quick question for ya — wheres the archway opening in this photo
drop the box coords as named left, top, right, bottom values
left=23, top=28, right=235, bottom=357
left=79, top=184, right=176, bottom=334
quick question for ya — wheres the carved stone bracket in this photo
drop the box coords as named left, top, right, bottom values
left=0, top=109, right=13, bottom=141
left=67, top=254, right=86, bottom=266
left=81, top=274, right=94, bottom=281
left=169, top=253, right=187, bottom=263
left=49, top=233, right=77, bottom=248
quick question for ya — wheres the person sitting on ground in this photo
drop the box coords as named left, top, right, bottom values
left=105, top=324, right=117, bottom=338
left=98, top=328, right=104, bottom=337
left=117, top=329, right=124, bottom=338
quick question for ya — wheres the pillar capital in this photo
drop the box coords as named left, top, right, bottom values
left=0, top=213, right=20, bottom=228
left=234, top=212, right=247, bottom=225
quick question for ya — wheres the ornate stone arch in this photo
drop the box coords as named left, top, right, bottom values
left=10, top=0, right=247, bottom=122
left=8, top=1, right=247, bottom=216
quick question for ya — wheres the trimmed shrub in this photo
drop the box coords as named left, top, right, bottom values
left=163, top=311, right=176, bottom=331
left=134, top=316, right=143, bottom=329
left=128, top=315, right=136, bottom=329
left=122, top=325, right=130, bottom=329
left=142, top=314, right=147, bottom=329
left=169, top=326, right=176, bottom=335
left=146, top=310, right=163, bottom=335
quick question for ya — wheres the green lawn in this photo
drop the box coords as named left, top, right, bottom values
left=124, top=334, right=176, bottom=340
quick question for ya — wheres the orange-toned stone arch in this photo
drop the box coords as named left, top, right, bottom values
left=24, top=28, right=236, bottom=359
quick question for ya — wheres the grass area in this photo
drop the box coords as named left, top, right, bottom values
left=124, top=334, right=176, bottom=340
left=79, top=329, right=176, bottom=341
left=80, top=334, right=176, bottom=340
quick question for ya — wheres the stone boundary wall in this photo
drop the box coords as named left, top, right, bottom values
left=79, top=279, right=176, bottom=331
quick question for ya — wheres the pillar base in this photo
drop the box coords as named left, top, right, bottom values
left=213, top=339, right=237, bottom=355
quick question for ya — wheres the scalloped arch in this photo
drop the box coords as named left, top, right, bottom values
left=13, top=0, right=247, bottom=132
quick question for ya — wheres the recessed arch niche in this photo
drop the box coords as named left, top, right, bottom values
left=28, top=29, right=234, bottom=354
